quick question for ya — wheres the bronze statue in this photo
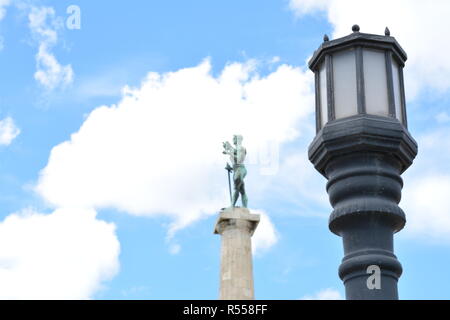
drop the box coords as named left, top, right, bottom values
left=223, top=135, right=248, bottom=208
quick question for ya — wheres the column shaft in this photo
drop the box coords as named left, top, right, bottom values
left=327, top=152, right=404, bottom=299
left=214, top=208, right=259, bottom=300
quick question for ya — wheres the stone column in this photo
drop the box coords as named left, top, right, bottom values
left=214, top=207, right=260, bottom=300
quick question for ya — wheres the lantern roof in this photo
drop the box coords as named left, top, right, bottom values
left=308, top=26, right=408, bottom=71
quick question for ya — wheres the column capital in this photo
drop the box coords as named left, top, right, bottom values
left=214, top=207, right=260, bottom=236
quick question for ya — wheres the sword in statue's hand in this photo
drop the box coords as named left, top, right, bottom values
left=225, top=162, right=233, bottom=206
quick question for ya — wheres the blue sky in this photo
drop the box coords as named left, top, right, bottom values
left=0, top=0, right=449, bottom=300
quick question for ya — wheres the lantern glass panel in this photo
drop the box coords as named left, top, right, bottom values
left=333, top=49, right=358, bottom=119
left=363, top=49, right=389, bottom=116
left=392, top=58, right=403, bottom=123
left=319, top=61, right=328, bottom=127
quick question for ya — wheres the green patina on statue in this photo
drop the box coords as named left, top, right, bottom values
left=222, top=135, right=248, bottom=208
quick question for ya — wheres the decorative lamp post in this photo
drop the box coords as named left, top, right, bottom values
left=308, top=25, right=418, bottom=299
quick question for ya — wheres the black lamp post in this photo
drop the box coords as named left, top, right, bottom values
left=308, top=25, right=418, bottom=299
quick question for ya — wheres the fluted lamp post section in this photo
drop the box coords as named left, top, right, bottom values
left=308, top=25, right=418, bottom=300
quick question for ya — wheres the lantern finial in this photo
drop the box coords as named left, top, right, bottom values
left=385, top=27, right=391, bottom=36
left=323, top=34, right=329, bottom=42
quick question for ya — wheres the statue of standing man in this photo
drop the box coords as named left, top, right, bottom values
left=223, top=135, right=248, bottom=208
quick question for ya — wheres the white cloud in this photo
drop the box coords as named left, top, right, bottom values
left=35, top=59, right=314, bottom=236
left=403, top=175, right=450, bottom=241
left=270, top=152, right=329, bottom=216
left=302, top=288, right=343, bottom=300
left=28, top=6, right=73, bottom=90
left=0, top=3, right=73, bottom=85
left=252, top=210, right=278, bottom=255
left=0, top=116, right=20, bottom=145
left=0, top=0, right=10, bottom=51
left=0, top=0, right=10, bottom=21
left=289, top=0, right=450, bottom=98
left=401, top=128, right=450, bottom=243
left=0, top=207, right=120, bottom=299
left=289, top=0, right=330, bottom=16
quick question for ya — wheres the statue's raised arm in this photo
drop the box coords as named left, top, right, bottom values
left=222, top=141, right=233, bottom=156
